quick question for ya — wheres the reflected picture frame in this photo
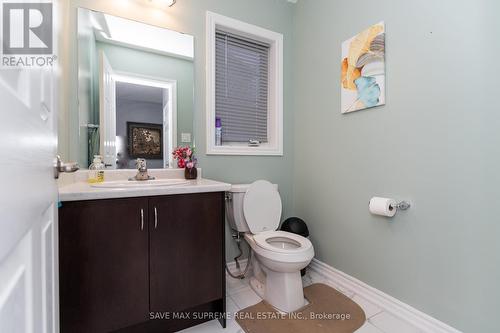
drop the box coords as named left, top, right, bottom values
left=127, top=122, right=163, bottom=159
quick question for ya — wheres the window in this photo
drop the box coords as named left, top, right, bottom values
left=215, top=31, right=269, bottom=143
left=206, top=12, right=283, bottom=155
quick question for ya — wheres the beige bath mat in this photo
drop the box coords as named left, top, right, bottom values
left=236, top=283, right=366, bottom=333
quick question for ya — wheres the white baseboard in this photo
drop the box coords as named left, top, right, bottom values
left=308, top=258, right=462, bottom=333
left=226, top=257, right=461, bottom=332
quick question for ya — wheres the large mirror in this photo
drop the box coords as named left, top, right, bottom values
left=76, top=8, right=194, bottom=169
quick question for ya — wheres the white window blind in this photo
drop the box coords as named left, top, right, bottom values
left=215, top=30, right=270, bottom=143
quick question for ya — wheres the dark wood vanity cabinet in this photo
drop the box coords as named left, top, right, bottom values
left=149, top=193, right=224, bottom=313
left=59, top=192, right=225, bottom=333
left=59, top=198, right=150, bottom=333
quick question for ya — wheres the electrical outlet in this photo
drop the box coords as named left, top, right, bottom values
left=181, top=133, right=191, bottom=143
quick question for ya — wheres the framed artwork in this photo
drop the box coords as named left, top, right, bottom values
left=127, top=122, right=163, bottom=159
left=341, top=22, right=385, bottom=113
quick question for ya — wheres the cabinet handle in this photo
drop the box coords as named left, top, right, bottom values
left=140, top=208, right=144, bottom=231
left=154, top=206, right=158, bottom=229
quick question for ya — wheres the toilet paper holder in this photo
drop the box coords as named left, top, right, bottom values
left=390, top=201, right=411, bottom=211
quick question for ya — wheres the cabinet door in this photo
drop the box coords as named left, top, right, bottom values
left=59, top=198, right=149, bottom=333
left=149, top=193, right=224, bottom=312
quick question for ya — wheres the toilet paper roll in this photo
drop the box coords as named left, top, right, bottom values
left=369, top=197, right=397, bottom=217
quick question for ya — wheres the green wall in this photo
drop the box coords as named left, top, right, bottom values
left=292, top=0, right=500, bottom=331
left=59, top=1, right=500, bottom=330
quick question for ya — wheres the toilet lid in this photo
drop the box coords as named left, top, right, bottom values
left=243, top=180, right=282, bottom=234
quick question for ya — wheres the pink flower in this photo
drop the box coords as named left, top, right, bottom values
left=172, top=146, right=196, bottom=169
left=177, top=158, right=186, bottom=168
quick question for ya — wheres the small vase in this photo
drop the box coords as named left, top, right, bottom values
left=184, top=167, right=197, bottom=180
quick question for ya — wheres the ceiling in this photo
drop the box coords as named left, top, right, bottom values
left=115, top=81, right=164, bottom=104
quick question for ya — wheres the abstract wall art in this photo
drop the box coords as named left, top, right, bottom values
left=341, top=22, right=385, bottom=113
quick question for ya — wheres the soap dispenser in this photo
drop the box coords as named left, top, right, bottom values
left=88, top=155, right=105, bottom=183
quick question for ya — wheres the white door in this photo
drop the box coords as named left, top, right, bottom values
left=162, top=88, right=171, bottom=168
left=0, top=45, right=59, bottom=333
left=162, top=82, right=177, bottom=168
left=99, top=51, right=117, bottom=169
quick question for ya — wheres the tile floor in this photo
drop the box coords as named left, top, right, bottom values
left=179, top=269, right=423, bottom=333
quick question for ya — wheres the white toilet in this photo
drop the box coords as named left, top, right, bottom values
left=226, top=180, right=314, bottom=313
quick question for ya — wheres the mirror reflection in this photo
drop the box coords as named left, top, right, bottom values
left=77, top=8, right=194, bottom=169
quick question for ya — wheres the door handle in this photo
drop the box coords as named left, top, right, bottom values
left=154, top=206, right=158, bottom=229
left=140, top=208, right=144, bottom=231
left=54, top=155, right=79, bottom=179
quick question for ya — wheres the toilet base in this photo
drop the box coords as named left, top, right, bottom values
left=249, top=273, right=307, bottom=313
left=249, top=257, right=306, bottom=313
left=249, top=276, right=265, bottom=299
left=265, top=270, right=306, bottom=313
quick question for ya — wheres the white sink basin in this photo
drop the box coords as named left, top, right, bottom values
left=91, top=179, right=190, bottom=188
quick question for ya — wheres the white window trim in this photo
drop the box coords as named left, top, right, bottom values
left=206, top=11, right=283, bottom=156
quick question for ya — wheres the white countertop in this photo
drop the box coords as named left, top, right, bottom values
left=58, top=169, right=231, bottom=202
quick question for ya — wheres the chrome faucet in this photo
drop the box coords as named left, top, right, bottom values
left=129, top=158, right=155, bottom=181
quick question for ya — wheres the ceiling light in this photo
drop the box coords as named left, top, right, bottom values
left=149, top=0, right=176, bottom=7
left=99, top=13, right=193, bottom=59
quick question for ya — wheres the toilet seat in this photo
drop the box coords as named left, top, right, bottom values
left=253, top=231, right=312, bottom=254
left=242, top=181, right=312, bottom=258
left=243, top=180, right=282, bottom=234
left=244, top=232, right=315, bottom=265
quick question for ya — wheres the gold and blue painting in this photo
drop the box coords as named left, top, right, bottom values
left=341, top=22, right=385, bottom=113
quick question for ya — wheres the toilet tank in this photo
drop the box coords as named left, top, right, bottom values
left=226, top=183, right=279, bottom=233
